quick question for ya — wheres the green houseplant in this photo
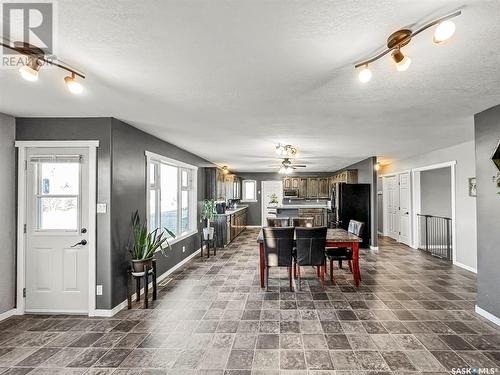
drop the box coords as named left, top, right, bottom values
left=129, top=210, right=175, bottom=272
left=201, top=199, right=217, bottom=240
left=269, top=193, right=279, bottom=206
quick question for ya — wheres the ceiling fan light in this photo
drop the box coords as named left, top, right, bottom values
left=19, top=57, right=41, bottom=81
left=433, top=20, right=456, bottom=44
left=358, top=65, right=372, bottom=83
left=64, top=74, right=84, bottom=94
left=285, top=166, right=293, bottom=175
left=392, top=49, right=411, bottom=71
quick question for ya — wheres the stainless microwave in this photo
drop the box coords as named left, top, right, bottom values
left=283, top=188, right=299, bottom=197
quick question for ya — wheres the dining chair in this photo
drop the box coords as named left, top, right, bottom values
left=266, top=217, right=290, bottom=227
left=292, top=217, right=314, bottom=228
left=325, top=220, right=364, bottom=284
left=262, top=227, right=295, bottom=291
left=295, top=226, right=327, bottom=290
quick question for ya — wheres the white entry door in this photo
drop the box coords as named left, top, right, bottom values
left=398, top=172, right=411, bottom=246
left=25, top=147, right=90, bottom=313
left=385, top=176, right=399, bottom=240
left=261, top=181, right=283, bottom=226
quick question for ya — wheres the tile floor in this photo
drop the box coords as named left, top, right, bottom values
left=0, top=228, right=499, bottom=374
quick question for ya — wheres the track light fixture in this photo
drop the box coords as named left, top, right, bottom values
left=0, top=40, right=85, bottom=94
left=355, top=10, right=461, bottom=82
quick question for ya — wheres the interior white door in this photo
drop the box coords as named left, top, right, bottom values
left=25, top=147, right=89, bottom=313
left=398, top=172, right=411, bottom=246
left=385, top=176, right=399, bottom=240
left=261, top=181, right=283, bottom=226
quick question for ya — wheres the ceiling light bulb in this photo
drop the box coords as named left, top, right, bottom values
left=64, top=74, right=84, bottom=94
left=392, top=49, right=411, bottom=72
left=433, top=20, right=456, bottom=44
left=19, top=57, right=41, bottom=81
left=358, top=65, right=372, bottom=83
left=278, top=166, right=286, bottom=174
left=285, top=166, right=293, bottom=175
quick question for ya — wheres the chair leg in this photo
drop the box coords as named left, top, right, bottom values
left=348, top=260, right=353, bottom=273
left=265, top=266, right=269, bottom=292
left=288, top=266, right=293, bottom=292
left=317, top=266, right=320, bottom=277
left=294, top=262, right=297, bottom=278
left=320, top=264, right=325, bottom=290
left=338, top=260, right=343, bottom=269
left=297, top=265, right=301, bottom=291
left=330, top=259, right=334, bottom=285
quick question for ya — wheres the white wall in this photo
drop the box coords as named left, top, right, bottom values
left=382, top=140, right=477, bottom=272
left=0, top=113, right=16, bottom=314
left=420, top=167, right=452, bottom=218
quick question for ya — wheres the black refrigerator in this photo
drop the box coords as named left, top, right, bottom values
left=332, top=183, right=371, bottom=248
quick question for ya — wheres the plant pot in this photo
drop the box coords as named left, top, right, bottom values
left=131, top=257, right=153, bottom=273
left=203, top=227, right=214, bottom=240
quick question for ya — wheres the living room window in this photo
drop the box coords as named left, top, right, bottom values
left=146, top=151, right=198, bottom=243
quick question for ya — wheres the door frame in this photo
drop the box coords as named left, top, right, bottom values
left=411, top=161, right=456, bottom=262
left=16, top=140, right=99, bottom=316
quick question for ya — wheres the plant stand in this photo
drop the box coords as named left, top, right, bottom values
left=200, top=232, right=217, bottom=258
left=127, top=258, right=157, bottom=309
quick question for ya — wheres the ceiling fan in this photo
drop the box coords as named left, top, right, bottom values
left=269, top=158, right=306, bottom=174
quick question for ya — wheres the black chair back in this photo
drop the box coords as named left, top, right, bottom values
left=292, top=217, right=314, bottom=228
left=262, top=227, right=295, bottom=267
left=348, top=220, right=364, bottom=237
left=266, top=217, right=290, bottom=227
left=295, top=226, right=327, bottom=266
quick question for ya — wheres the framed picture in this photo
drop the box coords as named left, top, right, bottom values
left=468, top=177, right=477, bottom=197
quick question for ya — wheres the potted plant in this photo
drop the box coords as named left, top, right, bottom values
left=129, top=210, right=175, bottom=272
left=269, top=193, right=279, bottom=206
left=201, top=199, right=216, bottom=240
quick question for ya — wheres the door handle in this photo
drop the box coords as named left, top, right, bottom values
left=71, top=239, right=87, bottom=247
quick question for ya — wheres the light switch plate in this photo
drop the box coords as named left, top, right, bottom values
left=96, top=203, right=107, bottom=213
left=96, top=285, right=103, bottom=295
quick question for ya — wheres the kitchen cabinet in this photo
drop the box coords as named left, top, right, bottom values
left=215, top=207, right=247, bottom=247
left=298, top=208, right=327, bottom=226
left=224, top=174, right=242, bottom=200
left=298, top=178, right=308, bottom=198
left=291, top=177, right=300, bottom=189
left=318, top=177, right=330, bottom=198
left=283, top=177, right=292, bottom=189
left=307, top=178, right=319, bottom=198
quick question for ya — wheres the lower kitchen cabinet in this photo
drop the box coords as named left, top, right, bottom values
left=215, top=207, right=247, bottom=247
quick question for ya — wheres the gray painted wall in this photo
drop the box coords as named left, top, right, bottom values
left=16, top=117, right=114, bottom=309
left=474, top=105, right=500, bottom=319
left=109, top=119, right=212, bottom=307
left=0, top=113, right=16, bottom=315
left=16, top=117, right=213, bottom=310
left=420, top=167, right=452, bottom=218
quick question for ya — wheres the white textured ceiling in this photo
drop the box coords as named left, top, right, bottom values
left=1, top=0, right=500, bottom=172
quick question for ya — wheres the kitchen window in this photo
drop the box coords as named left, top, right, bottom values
left=242, top=180, right=257, bottom=202
left=146, top=151, right=198, bottom=244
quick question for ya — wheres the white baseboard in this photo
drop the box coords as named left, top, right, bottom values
left=475, top=305, right=500, bottom=326
left=245, top=225, right=261, bottom=228
left=0, top=308, right=19, bottom=322
left=377, top=231, right=384, bottom=236
left=454, top=261, right=477, bottom=274
left=92, top=248, right=201, bottom=317
left=370, top=246, right=379, bottom=251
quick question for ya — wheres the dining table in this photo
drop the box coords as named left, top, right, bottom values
left=256, top=228, right=362, bottom=287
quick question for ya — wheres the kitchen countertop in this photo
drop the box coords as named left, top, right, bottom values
left=216, top=205, right=248, bottom=216
left=267, top=205, right=329, bottom=209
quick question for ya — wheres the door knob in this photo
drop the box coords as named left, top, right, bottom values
left=71, top=239, right=87, bottom=247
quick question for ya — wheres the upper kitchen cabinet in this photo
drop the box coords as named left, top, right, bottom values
left=205, top=167, right=229, bottom=200
left=283, top=177, right=292, bottom=189
left=307, top=177, right=319, bottom=198
left=298, top=177, right=308, bottom=198
left=318, top=177, right=330, bottom=198
left=224, top=174, right=241, bottom=200
left=331, top=169, right=358, bottom=184
left=291, top=177, right=300, bottom=189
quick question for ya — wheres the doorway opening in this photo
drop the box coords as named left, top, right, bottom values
left=261, top=181, right=283, bottom=226
left=382, top=171, right=411, bottom=246
left=413, top=165, right=454, bottom=261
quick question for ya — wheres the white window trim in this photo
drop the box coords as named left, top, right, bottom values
left=145, top=151, right=198, bottom=247
left=241, top=179, right=258, bottom=202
